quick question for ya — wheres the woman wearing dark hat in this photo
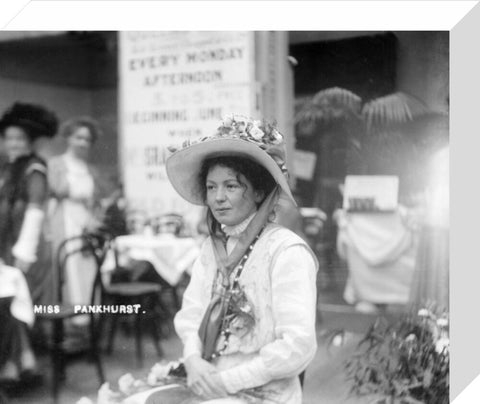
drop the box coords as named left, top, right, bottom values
left=150, top=116, right=318, bottom=403
left=0, top=102, right=57, bottom=379
left=0, top=102, right=58, bottom=301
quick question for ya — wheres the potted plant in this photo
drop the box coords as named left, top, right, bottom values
left=344, top=307, right=449, bottom=404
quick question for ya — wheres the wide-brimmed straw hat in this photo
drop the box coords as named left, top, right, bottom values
left=166, top=115, right=295, bottom=206
left=0, top=102, right=58, bottom=140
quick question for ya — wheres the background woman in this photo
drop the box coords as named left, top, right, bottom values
left=0, top=102, right=58, bottom=378
left=48, top=117, right=104, bottom=320
left=162, top=116, right=318, bottom=403
left=0, top=102, right=58, bottom=303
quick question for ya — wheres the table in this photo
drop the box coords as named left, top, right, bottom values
left=336, top=209, right=417, bottom=306
left=102, top=234, right=201, bottom=287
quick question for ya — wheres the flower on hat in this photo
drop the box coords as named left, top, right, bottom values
left=168, top=114, right=284, bottom=154
left=270, top=129, right=283, bottom=145
left=215, top=114, right=282, bottom=145
left=249, top=125, right=264, bottom=140
left=165, top=113, right=296, bottom=205
left=223, top=114, right=235, bottom=127
left=167, top=114, right=287, bottom=175
left=235, top=118, right=248, bottom=133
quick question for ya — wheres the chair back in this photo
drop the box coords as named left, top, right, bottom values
left=55, top=232, right=111, bottom=305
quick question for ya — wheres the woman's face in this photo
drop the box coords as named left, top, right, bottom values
left=67, top=126, right=93, bottom=159
left=3, top=126, right=32, bottom=160
left=205, top=164, right=263, bottom=226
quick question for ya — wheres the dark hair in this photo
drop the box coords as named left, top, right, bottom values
left=59, top=116, right=102, bottom=144
left=0, top=102, right=58, bottom=140
left=198, top=155, right=276, bottom=204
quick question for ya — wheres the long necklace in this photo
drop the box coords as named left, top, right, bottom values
left=209, top=229, right=263, bottom=360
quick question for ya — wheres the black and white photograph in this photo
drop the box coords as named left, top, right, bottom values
left=0, top=30, right=449, bottom=404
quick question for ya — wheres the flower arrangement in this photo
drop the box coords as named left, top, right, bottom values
left=215, top=114, right=284, bottom=146
left=167, top=114, right=289, bottom=179
left=345, top=307, right=449, bottom=404
left=76, top=361, right=187, bottom=404
left=168, top=114, right=284, bottom=151
left=77, top=359, right=277, bottom=404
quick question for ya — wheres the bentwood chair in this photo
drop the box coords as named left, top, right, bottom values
left=35, top=234, right=106, bottom=403
left=93, top=233, right=165, bottom=367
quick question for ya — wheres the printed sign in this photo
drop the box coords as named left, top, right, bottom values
left=343, top=175, right=399, bottom=212
left=119, top=31, right=255, bottom=216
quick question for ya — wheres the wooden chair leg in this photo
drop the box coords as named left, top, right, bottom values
left=106, top=315, right=118, bottom=355
left=149, top=317, right=163, bottom=358
left=134, top=314, right=143, bottom=368
left=92, top=345, right=105, bottom=384
left=52, top=319, right=63, bottom=404
left=90, top=313, right=105, bottom=384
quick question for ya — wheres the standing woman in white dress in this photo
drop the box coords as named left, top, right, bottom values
left=162, top=115, right=318, bottom=404
left=48, top=117, right=103, bottom=321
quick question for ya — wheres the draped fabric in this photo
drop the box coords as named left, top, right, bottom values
left=336, top=209, right=417, bottom=305
left=409, top=224, right=449, bottom=311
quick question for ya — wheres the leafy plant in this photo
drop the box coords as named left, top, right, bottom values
left=294, top=87, right=448, bottom=202
left=345, top=308, right=449, bottom=404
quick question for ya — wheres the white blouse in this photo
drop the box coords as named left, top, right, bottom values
left=63, top=152, right=95, bottom=202
left=174, top=221, right=318, bottom=403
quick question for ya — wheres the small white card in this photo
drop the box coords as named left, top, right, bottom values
left=343, top=175, right=399, bottom=212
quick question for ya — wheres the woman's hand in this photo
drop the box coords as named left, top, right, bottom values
left=184, top=355, right=228, bottom=399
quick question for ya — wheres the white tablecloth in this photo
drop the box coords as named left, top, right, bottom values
left=102, top=234, right=201, bottom=286
left=0, top=263, right=34, bottom=326
left=336, top=209, right=417, bottom=305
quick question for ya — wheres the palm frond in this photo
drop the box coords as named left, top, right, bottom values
left=312, top=87, right=362, bottom=112
left=295, top=87, right=362, bottom=135
left=362, top=92, right=430, bottom=133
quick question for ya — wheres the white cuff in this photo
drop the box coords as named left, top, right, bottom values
left=12, top=207, right=44, bottom=264
left=219, top=357, right=271, bottom=394
left=183, top=333, right=203, bottom=361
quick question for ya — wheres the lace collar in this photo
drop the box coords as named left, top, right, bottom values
left=221, top=211, right=256, bottom=237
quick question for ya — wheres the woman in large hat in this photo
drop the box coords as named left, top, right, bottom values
left=0, top=102, right=57, bottom=379
left=0, top=102, right=58, bottom=301
left=166, top=115, right=318, bottom=403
